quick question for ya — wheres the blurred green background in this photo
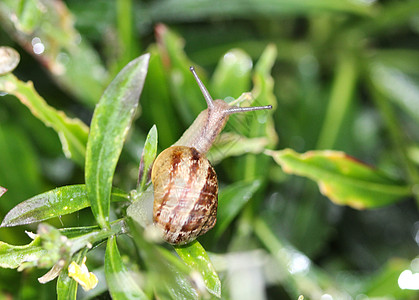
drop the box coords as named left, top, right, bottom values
left=0, top=0, right=419, bottom=299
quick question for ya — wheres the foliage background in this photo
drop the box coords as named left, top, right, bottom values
left=0, top=0, right=419, bottom=299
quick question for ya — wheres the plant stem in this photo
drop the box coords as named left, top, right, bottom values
left=316, top=53, right=357, bottom=150
left=369, top=84, right=419, bottom=208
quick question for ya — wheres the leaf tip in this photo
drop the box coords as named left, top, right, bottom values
left=0, top=186, right=7, bottom=198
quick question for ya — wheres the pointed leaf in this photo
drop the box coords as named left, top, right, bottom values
left=1, top=185, right=128, bottom=228
left=0, top=74, right=89, bottom=166
left=268, top=149, right=411, bottom=209
left=105, top=236, right=147, bottom=299
left=145, top=0, right=372, bottom=21
left=210, top=49, right=252, bottom=99
left=208, top=133, right=268, bottom=164
left=156, top=24, right=206, bottom=123
left=0, top=187, right=6, bottom=198
left=85, top=53, right=150, bottom=228
left=370, top=63, right=419, bottom=125
left=140, top=47, right=180, bottom=147
left=127, top=218, right=199, bottom=299
left=57, top=248, right=88, bottom=300
left=137, top=125, right=158, bottom=193
left=214, top=179, right=262, bottom=238
left=174, top=241, right=221, bottom=298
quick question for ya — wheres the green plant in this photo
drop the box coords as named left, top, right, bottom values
left=0, top=0, right=418, bottom=299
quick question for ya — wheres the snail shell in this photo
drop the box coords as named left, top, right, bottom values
left=152, top=146, right=218, bottom=245
left=0, top=47, right=20, bottom=75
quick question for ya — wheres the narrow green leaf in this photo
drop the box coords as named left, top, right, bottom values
left=317, top=53, right=357, bottom=149
left=240, top=44, right=278, bottom=181
left=174, top=241, right=221, bottom=298
left=0, top=73, right=89, bottom=166
left=140, top=47, right=180, bottom=147
left=268, top=149, right=411, bottom=209
left=126, top=218, right=199, bottom=299
left=143, top=0, right=373, bottom=22
left=66, top=220, right=125, bottom=256
left=210, top=49, right=252, bottom=99
left=56, top=248, right=88, bottom=300
left=85, top=53, right=150, bottom=229
left=137, top=125, right=158, bottom=193
left=361, top=258, right=417, bottom=299
left=214, top=179, right=262, bottom=238
left=0, top=236, right=45, bottom=269
left=156, top=24, right=206, bottom=123
left=0, top=186, right=6, bottom=197
left=57, top=267, right=78, bottom=300
left=0, top=185, right=128, bottom=228
left=370, top=62, right=419, bottom=125
left=105, top=236, right=147, bottom=300
left=208, top=133, right=268, bottom=164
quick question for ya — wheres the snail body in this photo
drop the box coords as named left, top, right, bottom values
left=152, top=67, right=272, bottom=245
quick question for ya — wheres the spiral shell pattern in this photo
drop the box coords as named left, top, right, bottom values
left=152, top=146, right=218, bottom=245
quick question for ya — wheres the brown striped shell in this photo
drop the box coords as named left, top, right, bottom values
left=151, top=145, right=218, bottom=245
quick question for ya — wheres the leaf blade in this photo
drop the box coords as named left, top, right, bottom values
left=0, top=237, right=45, bottom=269
left=0, top=74, right=89, bottom=166
left=105, top=236, right=147, bottom=300
left=268, top=149, right=411, bottom=209
left=174, top=241, right=221, bottom=298
left=85, top=54, right=150, bottom=228
left=0, top=185, right=128, bottom=228
left=137, top=125, right=158, bottom=193
left=214, top=179, right=262, bottom=238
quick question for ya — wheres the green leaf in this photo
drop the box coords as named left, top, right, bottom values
left=0, top=74, right=89, bottom=166
left=0, top=236, right=45, bottom=269
left=174, top=241, right=221, bottom=298
left=370, top=62, right=419, bottom=125
left=156, top=24, right=206, bottom=123
left=361, top=258, right=416, bottom=299
left=210, top=49, right=252, bottom=100
left=137, top=125, right=158, bottom=193
left=85, top=53, right=150, bottom=229
left=0, top=186, right=6, bottom=197
left=105, top=236, right=147, bottom=300
left=65, top=220, right=125, bottom=255
left=56, top=248, right=88, bottom=300
left=268, top=149, right=411, bottom=209
left=208, top=133, right=269, bottom=164
left=316, top=53, right=357, bottom=149
left=143, top=0, right=373, bottom=22
left=140, top=47, right=180, bottom=148
left=237, top=44, right=278, bottom=181
left=1, top=185, right=128, bottom=228
left=56, top=266, right=78, bottom=300
left=126, top=218, right=199, bottom=299
left=214, top=179, right=262, bottom=238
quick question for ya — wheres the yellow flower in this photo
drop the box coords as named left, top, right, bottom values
left=68, top=256, right=98, bottom=291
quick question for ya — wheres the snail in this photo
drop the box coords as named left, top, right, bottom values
left=0, top=46, right=20, bottom=75
left=151, top=66, right=272, bottom=245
